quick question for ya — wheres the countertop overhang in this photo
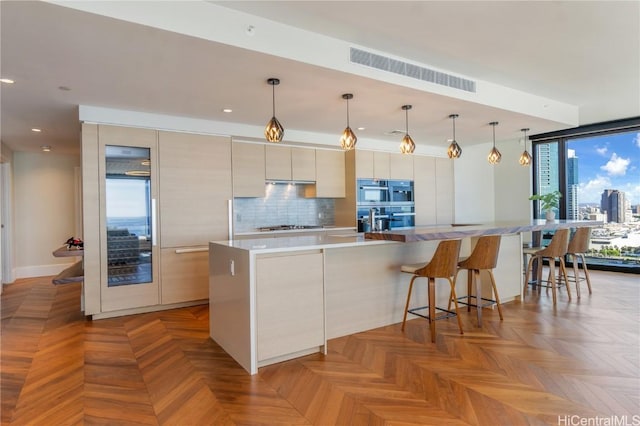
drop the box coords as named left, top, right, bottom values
left=364, top=220, right=604, bottom=242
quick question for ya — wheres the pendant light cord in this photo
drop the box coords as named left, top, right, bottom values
left=452, top=116, right=456, bottom=140
left=492, top=123, right=496, bottom=148
left=346, top=97, right=350, bottom=127
left=272, top=83, right=276, bottom=116
left=405, top=108, right=409, bottom=135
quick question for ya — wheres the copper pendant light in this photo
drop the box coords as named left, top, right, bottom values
left=487, top=121, right=501, bottom=165
left=264, top=78, right=284, bottom=143
left=399, top=105, right=415, bottom=154
left=339, top=93, right=357, bottom=150
left=447, top=114, right=462, bottom=159
left=519, top=127, right=532, bottom=166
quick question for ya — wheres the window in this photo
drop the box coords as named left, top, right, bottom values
left=531, top=117, right=640, bottom=272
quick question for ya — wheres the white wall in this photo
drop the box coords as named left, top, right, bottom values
left=13, top=151, right=81, bottom=278
left=454, top=142, right=496, bottom=224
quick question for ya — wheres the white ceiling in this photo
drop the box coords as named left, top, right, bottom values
left=1, top=1, right=638, bottom=156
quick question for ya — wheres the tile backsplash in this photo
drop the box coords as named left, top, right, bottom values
left=234, top=183, right=335, bottom=232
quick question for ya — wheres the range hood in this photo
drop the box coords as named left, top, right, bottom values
left=265, top=179, right=315, bottom=185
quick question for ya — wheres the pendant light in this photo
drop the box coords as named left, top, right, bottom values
left=487, top=121, right=501, bottom=165
left=447, top=113, right=462, bottom=159
left=399, top=105, right=415, bottom=154
left=264, top=78, right=284, bottom=143
left=519, top=127, right=532, bottom=166
left=340, top=93, right=357, bottom=150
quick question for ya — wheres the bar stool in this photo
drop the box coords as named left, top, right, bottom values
left=400, top=239, right=463, bottom=343
left=523, top=228, right=571, bottom=304
left=452, top=235, right=503, bottom=327
left=566, top=227, right=593, bottom=298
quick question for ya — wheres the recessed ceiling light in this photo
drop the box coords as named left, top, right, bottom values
left=0, top=78, right=15, bottom=84
left=58, top=86, right=71, bottom=91
left=31, top=128, right=42, bottom=132
left=357, top=127, right=365, bottom=131
left=222, top=108, right=232, bottom=113
left=41, top=145, right=51, bottom=152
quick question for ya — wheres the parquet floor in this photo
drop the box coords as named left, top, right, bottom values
left=1, top=270, right=639, bottom=425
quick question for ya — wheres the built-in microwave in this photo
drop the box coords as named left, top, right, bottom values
left=389, top=180, right=414, bottom=203
left=357, top=179, right=389, bottom=204
left=388, top=205, right=415, bottom=229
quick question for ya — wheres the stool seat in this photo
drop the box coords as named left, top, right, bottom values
left=400, top=239, right=463, bottom=342
left=453, top=235, right=503, bottom=326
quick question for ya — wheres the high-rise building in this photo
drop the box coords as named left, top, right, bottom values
left=600, top=189, right=626, bottom=223
left=567, top=149, right=579, bottom=220
left=535, top=143, right=559, bottom=217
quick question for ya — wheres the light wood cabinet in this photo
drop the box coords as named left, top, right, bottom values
left=373, top=152, right=390, bottom=179
left=354, top=150, right=374, bottom=178
left=232, top=142, right=265, bottom=197
left=414, top=156, right=437, bottom=226
left=265, top=145, right=292, bottom=180
left=160, top=247, right=209, bottom=304
left=306, top=149, right=345, bottom=198
left=159, top=131, right=232, bottom=247
left=256, top=252, right=325, bottom=362
left=389, top=153, right=414, bottom=180
left=291, top=147, right=316, bottom=181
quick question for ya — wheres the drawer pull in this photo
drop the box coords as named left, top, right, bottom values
left=175, top=247, right=209, bottom=254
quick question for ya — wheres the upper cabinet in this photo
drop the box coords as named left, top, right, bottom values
left=435, top=157, right=454, bottom=224
left=389, top=153, right=414, bottom=180
left=265, top=145, right=292, bottom=180
left=413, top=155, right=437, bottom=226
left=159, top=131, right=232, bottom=247
left=306, top=149, right=345, bottom=198
left=291, top=147, right=316, bottom=181
left=373, top=152, right=391, bottom=179
left=232, top=142, right=265, bottom=197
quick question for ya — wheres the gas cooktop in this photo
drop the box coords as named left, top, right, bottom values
left=257, top=225, right=322, bottom=232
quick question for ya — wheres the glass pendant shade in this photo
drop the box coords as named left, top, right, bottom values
left=265, top=116, right=284, bottom=143
left=447, top=113, right=462, bottom=159
left=340, top=93, right=357, bottom=150
left=400, top=134, right=415, bottom=154
left=264, top=78, right=284, bottom=143
left=487, top=121, right=501, bottom=165
left=519, top=128, right=532, bottom=166
left=399, top=105, right=415, bottom=154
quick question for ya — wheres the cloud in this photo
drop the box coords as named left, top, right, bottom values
left=596, top=146, right=608, bottom=156
left=577, top=175, right=611, bottom=203
left=600, top=153, right=630, bottom=176
left=634, top=132, right=640, bottom=149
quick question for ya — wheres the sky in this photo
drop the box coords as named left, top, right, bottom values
left=569, top=130, right=640, bottom=205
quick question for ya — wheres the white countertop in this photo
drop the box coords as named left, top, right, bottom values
left=234, top=226, right=356, bottom=237
left=211, top=233, right=395, bottom=254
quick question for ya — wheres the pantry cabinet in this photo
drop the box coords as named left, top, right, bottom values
left=232, top=142, right=265, bottom=197
left=306, top=149, right=345, bottom=198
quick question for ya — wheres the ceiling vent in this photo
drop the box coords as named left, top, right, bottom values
left=350, top=47, right=476, bottom=93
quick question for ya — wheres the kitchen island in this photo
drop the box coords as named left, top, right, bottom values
left=209, top=220, right=600, bottom=374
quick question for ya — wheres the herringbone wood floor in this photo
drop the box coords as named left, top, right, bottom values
left=1, top=270, right=639, bottom=425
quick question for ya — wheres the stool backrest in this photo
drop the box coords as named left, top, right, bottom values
left=458, top=235, right=501, bottom=270
left=416, top=239, right=462, bottom=279
left=536, top=228, right=569, bottom=258
left=568, top=227, right=591, bottom=254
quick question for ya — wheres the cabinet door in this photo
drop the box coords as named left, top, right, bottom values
left=291, top=147, right=316, bottom=181
left=373, top=152, right=390, bottom=179
left=435, top=157, right=455, bottom=224
left=98, top=125, right=160, bottom=313
left=159, top=131, right=232, bottom=247
left=313, top=149, right=345, bottom=198
left=414, top=155, right=437, bottom=226
left=232, top=142, right=265, bottom=197
left=265, top=145, right=292, bottom=180
left=161, top=247, right=209, bottom=304
left=355, top=150, right=374, bottom=179
left=389, top=153, right=414, bottom=180
left=257, top=252, right=324, bottom=362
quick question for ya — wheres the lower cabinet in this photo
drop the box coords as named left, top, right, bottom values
left=160, top=247, right=209, bottom=304
left=256, top=251, right=325, bottom=362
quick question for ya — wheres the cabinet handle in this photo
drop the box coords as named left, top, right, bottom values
left=175, top=247, right=209, bottom=254
left=151, top=198, right=157, bottom=247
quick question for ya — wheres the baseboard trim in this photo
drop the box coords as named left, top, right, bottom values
left=15, top=262, right=77, bottom=279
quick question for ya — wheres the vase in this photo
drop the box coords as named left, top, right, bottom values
left=545, top=210, right=556, bottom=222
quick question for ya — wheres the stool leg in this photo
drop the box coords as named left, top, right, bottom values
left=402, top=275, right=417, bottom=331
left=448, top=269, right=460, bottom=312
left=524, top=255, right=535, bottom=297
left=467, top=269, right=473, bottom=312
left=571, top=254, right=581, bottom=298
left=559, top=257, right=571, bottom=301
left=488, top=270, right=503, bottom=320
left=580, top=254, right=593, bottom=294
left=549, top=257, right=557, bottom=305
left=428, top=277, right=436, bottom=343
left=474, top=269, right=483, bottom=327
left=447, top=277, right=464, bottom=335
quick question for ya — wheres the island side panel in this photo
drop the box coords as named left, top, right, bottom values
left=324, top=240, right=471, bottom=339
left=209, top=243, right=254, bottom=373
